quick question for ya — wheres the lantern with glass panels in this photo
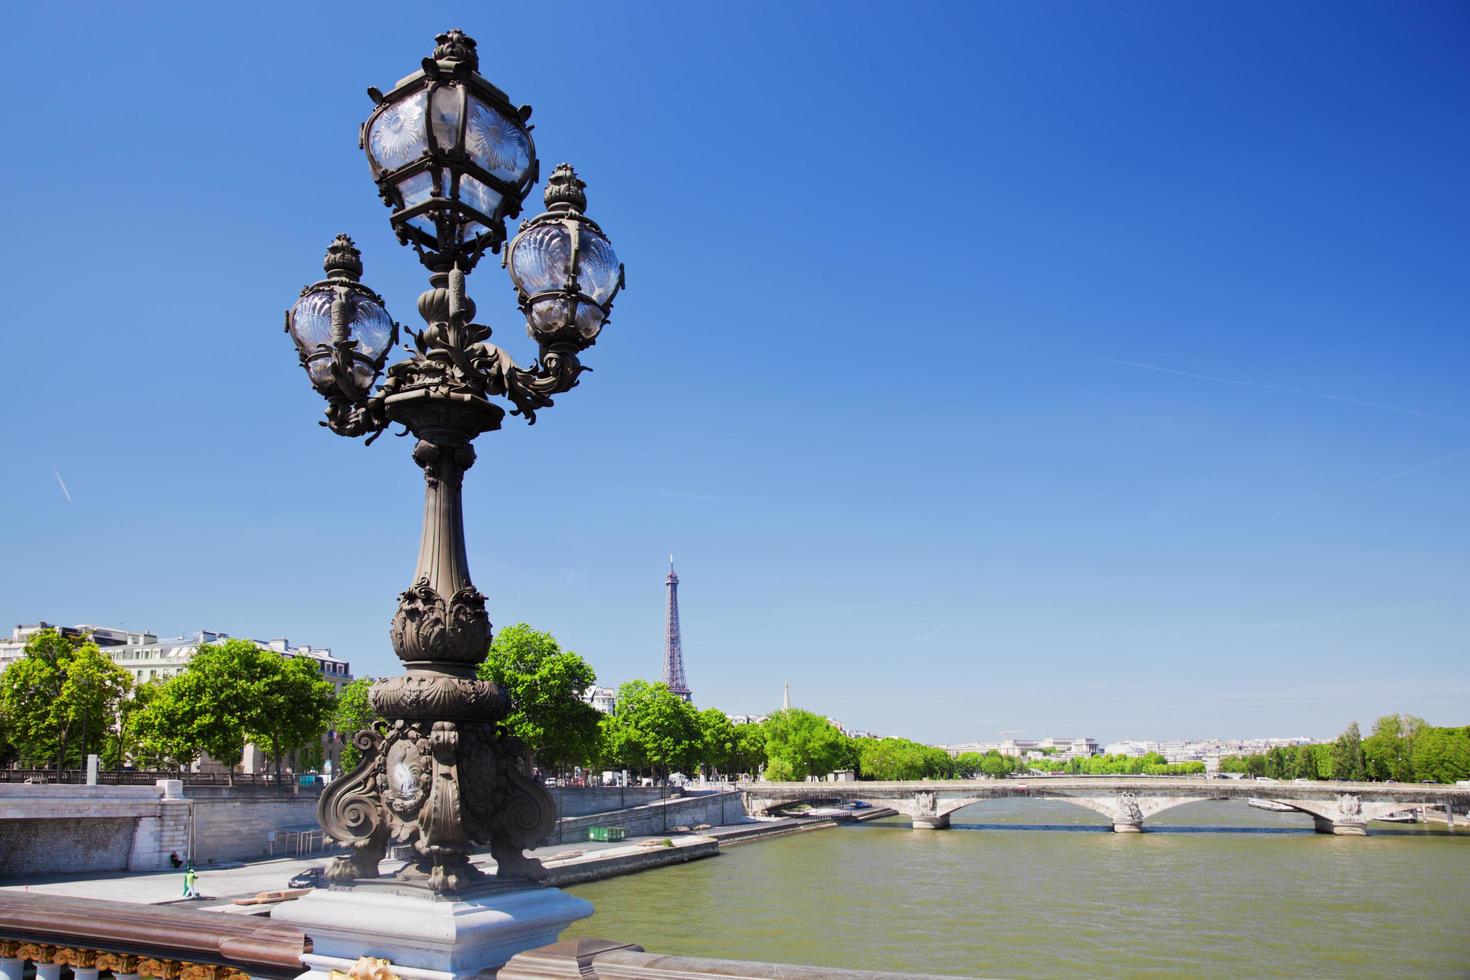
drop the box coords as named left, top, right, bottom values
left=283, top=28, right=624, bottom=435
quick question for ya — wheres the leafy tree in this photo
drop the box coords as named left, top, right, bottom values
left=1363, top=714, right=1424, bottom=782
left=147, top=639, right=334, bottom=782
left=729, top=722, right=767, bottom=777
left=247, top=654, right=336, bottom=779
left=1308, top=743, right=1332, bottom=780
left=695, top=707, right=736, bottom=777
left=1331, top=721, right=1367, bottom=782
left=1409, top=726, right=1470, bottom=784
left=61, top=643, right=134, bottom=766
left=124, top=679, right=198, bottom=770
left=856, top=737, right=953, bottom=781
left=477, top=624, right=602, bottom=773
left=331, top=677, right=380, bottom=771
left=160, top=640, right=261, bottom=779
left=0, top=629, right=131, bottom=768
left=0, top=646, right=67, bottom=765
left=597, top=680, right=701, bottom=779
left=761, top=708, right=852, bottom=781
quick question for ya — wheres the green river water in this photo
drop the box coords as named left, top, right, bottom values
left=563, top=799, right=1470, bottom=978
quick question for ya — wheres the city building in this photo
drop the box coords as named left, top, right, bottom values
left=2, top=622, right=353, bottom=775
left=1102, top=736, right=1320, bottom=765
left=1, top=623, right=352, bottom=690
left=583, top=685, right=618, bottom=713
left=942, top=737, right=1099, bottom=760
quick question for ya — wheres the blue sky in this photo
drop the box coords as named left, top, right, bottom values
left=1, top=2, right=1466, bottom=744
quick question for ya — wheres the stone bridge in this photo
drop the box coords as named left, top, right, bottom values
left=741, top=778, right=1470, bottom=835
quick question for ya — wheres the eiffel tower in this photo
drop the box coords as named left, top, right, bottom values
left=663, top=555, right=691, bottom=701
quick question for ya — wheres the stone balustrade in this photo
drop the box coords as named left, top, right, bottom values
left=0, top=894, right=308, bottom=980
left=500, top=938, right=966, bottom=979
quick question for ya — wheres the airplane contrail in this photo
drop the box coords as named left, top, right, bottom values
left=1095, top=356, right=1467, bottom=425
left=1362, top=446, right=1470, bottom=489
left=53, top=468, right=72, bottom=503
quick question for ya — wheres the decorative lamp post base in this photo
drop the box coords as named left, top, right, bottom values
left=270, top=880, right=593, bottom=980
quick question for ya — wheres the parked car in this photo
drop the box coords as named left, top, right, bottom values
left=289, top=866, right=325, bottom=889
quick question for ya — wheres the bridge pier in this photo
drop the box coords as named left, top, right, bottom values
left=911, top=813, right=950, bottom=830
left=1313, top=816, right=1367, bottom=836
left=1112, top=821, right=1144, bottom=833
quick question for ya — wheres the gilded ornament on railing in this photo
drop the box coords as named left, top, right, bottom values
left=180, top=964, right=249, bottom=980
left=16, top=944, right=57, bottom=964
left=95, top=953, right=140, bottom=974
left=137, top=957, right=184, bottom=980
left=53, top=949, right=98, bottom=969
left=329, top=956, right=398, bottom=980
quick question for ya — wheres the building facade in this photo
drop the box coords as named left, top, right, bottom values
left=583, top=685, right=618, bottom=713
left=943, top=737, right=1100, bottom=760
left=1, top=622, right=353, bottom=775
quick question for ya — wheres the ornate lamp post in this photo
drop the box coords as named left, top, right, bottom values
left=283, top=29, right=623, bottom=895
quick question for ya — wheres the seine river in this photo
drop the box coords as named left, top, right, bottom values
left=564, top=799, right=1470, bottom=977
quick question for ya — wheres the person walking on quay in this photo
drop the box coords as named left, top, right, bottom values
left=182, top=865, right=199, bottom=899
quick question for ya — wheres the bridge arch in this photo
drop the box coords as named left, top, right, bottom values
left=1252, top=793, right=1419, bottom=835
left=740, top=780, right=1466, bottom=836
left=1032, top=790, right=1225, bottom=831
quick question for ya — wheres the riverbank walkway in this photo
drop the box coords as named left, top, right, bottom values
left=0, top=811, right=853, bottom=908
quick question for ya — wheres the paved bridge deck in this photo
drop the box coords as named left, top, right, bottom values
left=741, top=778, right=1470, bottom=835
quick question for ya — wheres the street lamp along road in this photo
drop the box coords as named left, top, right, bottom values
left=283, top=29, right=624, bottom=895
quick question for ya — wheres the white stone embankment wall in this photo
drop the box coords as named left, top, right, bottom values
left=0, top=782, right=321, bottom=876
left=0, top=783, right=191, bottom=876
left=0, top=816, right=137, bottom=877
left=545, top=786, right=674, bottom=817
left=190, top=792, right=320, bottom=863
left=548, top=790, right=745, bottom=844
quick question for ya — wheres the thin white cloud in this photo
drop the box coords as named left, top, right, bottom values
left=1096, top=356, right=1467, bottom=425
left=612, top=486, right=740, bottom=504
left=1362, top=446, right=1470, bottom=489
left=53, top=468, right=72, bottom=503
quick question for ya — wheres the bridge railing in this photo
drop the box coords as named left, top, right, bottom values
left=500, top=938, right=965, bottom=980
left=0, top=769, right=285, bottom=787
left=0, top=893, right=309, bottom=980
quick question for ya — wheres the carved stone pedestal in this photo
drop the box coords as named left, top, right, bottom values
left=270, top=881, right=593, bottom=980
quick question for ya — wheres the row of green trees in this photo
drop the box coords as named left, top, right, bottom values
left=471, top=627, right=1215, bottom=781
left=1221, top=716, right=1470, bottom=784
left=1020, top=752, right=1206, bottom=776
left=0, top=629, right=339, bottom=780
left=10, top=624, right=1465, bottom=787
left=0, top=629, right=133, bottom=769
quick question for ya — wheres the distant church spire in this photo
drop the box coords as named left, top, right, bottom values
left=783, top=680, right=790, bottom=711
left=663, top=555, right=691, bottom=701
